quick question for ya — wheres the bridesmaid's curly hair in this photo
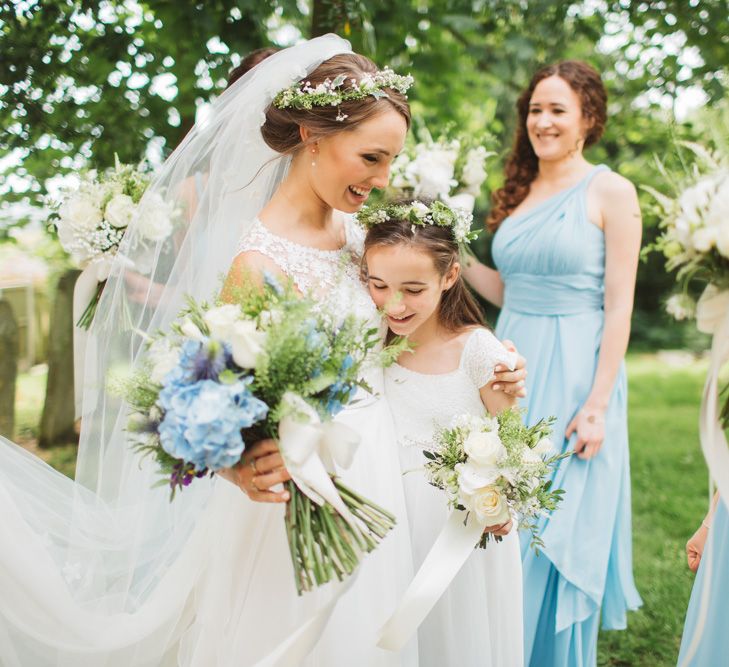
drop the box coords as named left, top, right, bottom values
left=487, top=61, right=607, bottom=231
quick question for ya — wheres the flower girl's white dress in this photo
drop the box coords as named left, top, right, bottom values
left=384, top=327, right=524, bottom=667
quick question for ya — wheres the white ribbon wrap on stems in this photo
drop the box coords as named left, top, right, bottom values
left=377, top=509, right=486, bottom=651
left=278, top=391, right=361, bottom=528
left=72, top=259, right=113, bottom=419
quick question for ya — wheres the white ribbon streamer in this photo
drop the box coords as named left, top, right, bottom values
left=277, top=392, right=361, bottom=530
left=377, top=509, right=485, bottom=651
left=72, top=261, right=112, bottom=419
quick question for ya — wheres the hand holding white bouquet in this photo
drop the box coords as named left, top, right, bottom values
left=53, top=156, right=173, bottom=328
left=424, top=408, right=565, bottom=550
left=119, top=276, right=407, bottom=593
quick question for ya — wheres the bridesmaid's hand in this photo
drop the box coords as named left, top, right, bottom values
left=493, top=340, right=527, bottom=397
left=484, top=519, right=513, bottom=536
left=566, top=407, right=606, bottom=460
left=219, top=439, right=291, bottom=503
left=686, top=523, right=709, bottom=573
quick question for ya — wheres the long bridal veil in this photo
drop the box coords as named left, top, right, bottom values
left=0, top=34, right=351, bottom=666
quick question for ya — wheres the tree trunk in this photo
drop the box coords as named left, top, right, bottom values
left=39, top=269, right=80, bottom=448
left=0, top=300, right=18, bottom=439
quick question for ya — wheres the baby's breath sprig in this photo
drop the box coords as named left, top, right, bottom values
left=356, top=199, right=478, bottom=246
left=273, top=68, right=414, bottom=121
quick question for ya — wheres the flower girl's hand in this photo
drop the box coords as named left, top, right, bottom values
left=686, top=522, right=709, bottom=573
left=221, top=440, right=292, bottom=503
left=492, top=340, right=527, bottom=397
left=566, top=408, right=605, bottom=460
left=484, top=519, right=513, bottom=537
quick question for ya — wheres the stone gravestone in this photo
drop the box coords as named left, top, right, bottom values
left=0, top=300, right=18, bottom=439
left=39, top=269, right=80, bottom=447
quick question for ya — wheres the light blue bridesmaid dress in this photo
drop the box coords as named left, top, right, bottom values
left=493, top=165, right=643, bottom=666
left=677, top=495, right=729, bottom=666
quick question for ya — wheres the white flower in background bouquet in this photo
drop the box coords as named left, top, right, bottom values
left=424, top=408, right=566, bottom=550
left=389, top=125, right=495, bottom=213
left=53, top=156, right=173, bottom=328
left=646, top=141, right=729, bottom=426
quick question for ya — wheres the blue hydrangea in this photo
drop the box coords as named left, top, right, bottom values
left=157, top=378, right=268, bottom=471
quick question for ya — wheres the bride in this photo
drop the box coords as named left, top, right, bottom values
left=0, top=35, right=524, bottom=666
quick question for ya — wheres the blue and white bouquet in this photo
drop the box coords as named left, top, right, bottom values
left=121, top=277, right=405, bottom=593
left=53, top=155, right=173, bottom=328
left=424, top=409, right=564, bottom=550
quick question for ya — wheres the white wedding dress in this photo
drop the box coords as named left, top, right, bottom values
left=0, top=35, right=418, bottom=666
left=385, top=327, right=524, bottom=667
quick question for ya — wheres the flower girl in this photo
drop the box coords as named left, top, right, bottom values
left=358, top=199, right=524, bottom=666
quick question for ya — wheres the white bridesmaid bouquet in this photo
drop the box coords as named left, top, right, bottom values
left=388, top=126, right=495, bottom=210
left=423, top=409, right=565, bottom=550
left=646, top=142, right=729, bottom=425
left=53, top=156, right=173, bottom=328
left=119, top=276, right=406, bottom=593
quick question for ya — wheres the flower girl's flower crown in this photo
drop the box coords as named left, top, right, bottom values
left=273, top=68, right=414, bottom=121
left=356, top=200, right=477, bottom=245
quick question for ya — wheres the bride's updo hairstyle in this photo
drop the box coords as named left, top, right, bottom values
left=487, top=60, right=607, bottom=230
left=261, top=54, right=411, bottom=154
left=362, top=199, right=484, bottom=334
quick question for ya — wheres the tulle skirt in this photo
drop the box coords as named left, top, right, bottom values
left=0, top=391, right=416, bottom=666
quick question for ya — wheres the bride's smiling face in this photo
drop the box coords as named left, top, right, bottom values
left=305, top=108, right=408, bottom=212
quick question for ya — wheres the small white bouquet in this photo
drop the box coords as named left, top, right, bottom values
left=424, top=408, right=565, bottom=550
left=53, top=156, right=173, bottom=328
left=389, top=127, right=494, bottom=211
left=646, top=141, right=729, bottom=427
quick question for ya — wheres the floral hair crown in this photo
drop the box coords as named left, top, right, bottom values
left=356, top=200, right=477, bottom=246
left=272, top=68, right=414, bottom=121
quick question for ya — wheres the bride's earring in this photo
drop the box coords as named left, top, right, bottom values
left=311, top=148, right=316, bottom=168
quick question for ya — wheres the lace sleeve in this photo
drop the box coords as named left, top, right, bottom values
left=462, top=328, right=517, bottom=389
left=343, top=214, right=366, bottom=260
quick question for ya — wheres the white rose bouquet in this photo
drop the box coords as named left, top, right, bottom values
left=389, top=126, right=495, bottom=212
left=118, top=276, right=408, bottom=593
left=646, top=141, right=729, bottom=426
left=424, top=409, right=565, bottom=550
left=53, top=156, right=173, bottom=328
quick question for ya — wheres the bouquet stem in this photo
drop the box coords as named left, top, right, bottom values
left=76, top=280, right=106, bottom=330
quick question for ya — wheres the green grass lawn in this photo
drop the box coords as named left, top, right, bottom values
left=12, top=353, right=714, bottom=665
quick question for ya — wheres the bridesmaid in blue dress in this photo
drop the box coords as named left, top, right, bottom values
left=464, top=61, right=643, bottom=666
left=677, top=492, right=729, bottom=666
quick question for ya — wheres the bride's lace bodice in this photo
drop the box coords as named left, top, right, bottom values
left=385, top=328, right=516, bottom=449
left=235, top=217, right=377, bottom=324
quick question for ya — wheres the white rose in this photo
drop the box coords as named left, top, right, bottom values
left=410, top=148, right=457, bottom=199
left=696, top=284, right=729, bottom=335
left=665, top=293, right=696, bottom=321
left=460, top=484, right=511, bottom=526
left=533, top=437, right=554, bottom=457
left=706, top=175, right=729, bottom=258
left=136, top=193, right=174, bottom=242
left=59, top=195, right=103, bottom=233
left=679, top=177, right=716, bottom=228
left=461, top=147, right=488, bottom=191
left=444, top=192, right=476, bottom=214
left=463, top=429, right=506, bottom=466
left=456, top=460, right=500, bottom=494
left=230, top=319, right=267, bottom=368
left=180, top=318, right=205, bottom=341
left=204, top=304, right=241, bottom=341
left=522, top=446, right=542, bottom=464
left=148, top=338, right=181, bottom=384
left=692, top=225, right=717, bottom=252
left=104, top=193, right=135, bottom=229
